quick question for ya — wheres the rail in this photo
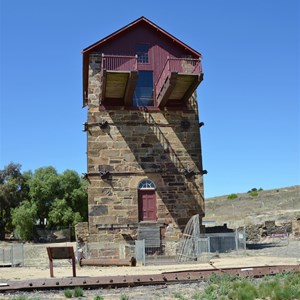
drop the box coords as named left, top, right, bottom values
left=2, top=264, right=300, bottom=292
left=155, top=58, right=202, bottom=100
left=101, top=54, right=138, bottom=71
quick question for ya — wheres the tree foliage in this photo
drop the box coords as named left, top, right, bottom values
left=1, top=163, right=88, bottom=240
left=0, top=163, right=28, bottom=240
left=27, top=167, right=87, bottom=227
left=11, top=201, right=37, bottom=241
left=48, top=198, right=82, bottom=227
left=28, top=166, right=62, bottom=224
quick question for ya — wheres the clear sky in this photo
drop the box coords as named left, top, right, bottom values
left=0, top=0, right=299, bottom=198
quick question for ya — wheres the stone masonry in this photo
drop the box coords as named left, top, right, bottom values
left=82, top=54, right=205, bottom=258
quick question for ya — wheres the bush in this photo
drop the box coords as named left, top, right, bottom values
left=64, top=289, right=73, bottom=298
left=173, top=291, right=186, bottom=299
left=74, top=287, right=84, bottom=297
left=227, top=193, right=238, bottom=200
left=93, top=296, right=104, bottom=300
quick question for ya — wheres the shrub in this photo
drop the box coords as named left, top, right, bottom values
left=247, top=187, right=263, bottom=196
left=64, top=289, right=73, bottom=298
left=227, top=193, right=238, bottom=200
left=173, top=291, right=186, bottom=299
left=192, top=292, right=202, bottom=299
left=93, top=296, right=104, bottom=300
left=73, top=287, right=84, bottom=297
left=120, top=295, right=129, bottom=300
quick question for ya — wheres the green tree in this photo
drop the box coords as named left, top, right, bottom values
left=28, top=166, right=62, bottom=225
left=27, top=167, right=87, bottom=227
left=0, top=163, right=28, bottom=240
left=70, top=180, right=88, bottom=221
left=60, top=169, right=81, bottom=197
left=2, top=165, right=88, bottom=239
left=48, top=198, right=82, bottom=227
left=11, top=200, right=37, bottom=241
left=60, top=170, right=88, bottom=219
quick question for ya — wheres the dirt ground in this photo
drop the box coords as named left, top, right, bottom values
left=0, top=239, right=299, bottom=299
left=1, top=239, right=300, bottom=281
left=0, top=255, right=299, bottom=282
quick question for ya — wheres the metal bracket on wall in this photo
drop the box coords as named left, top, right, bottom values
left=99, top=120, right=108, bottom=129
left=82, top=120, right=109, bottom=132
left=182, top=167, right=208, bottom=178
left=98, top=166, right=111, bottom=180
left=183, top=166, right=196, bottom=178
left=82, top=122, right=89, bottom=132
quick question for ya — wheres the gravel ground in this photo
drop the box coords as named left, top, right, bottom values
left=0, top=282, right=207, bottom=300
left=0, top=238, right=299, bottom=300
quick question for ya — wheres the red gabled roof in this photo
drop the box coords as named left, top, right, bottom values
left=82, top=16, right=201, bottom=58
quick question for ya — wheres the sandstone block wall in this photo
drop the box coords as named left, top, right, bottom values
left=85, top=53, right=205, bottom=246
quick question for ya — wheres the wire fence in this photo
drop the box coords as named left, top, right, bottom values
left=0, top=243, right=24, bottom=267
left=3, top=228, right=299, bottom=269
left=0, top=227, right=73, bottom=268
left=76, top=230, right=246, bottom=266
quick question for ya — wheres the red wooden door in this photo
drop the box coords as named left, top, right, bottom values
left=138, top=190, right=157, bottom=221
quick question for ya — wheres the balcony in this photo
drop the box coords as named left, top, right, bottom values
left=99, top=55, right=203, bottom=108
left=155, top=58, right=203, bottom=108
left=99, top=54, right=138, bottom=106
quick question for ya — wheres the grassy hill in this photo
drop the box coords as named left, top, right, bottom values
left=204, top=185, right=300, bottom=228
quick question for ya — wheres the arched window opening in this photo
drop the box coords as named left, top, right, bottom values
left=138, top=179, right=156, bottom=190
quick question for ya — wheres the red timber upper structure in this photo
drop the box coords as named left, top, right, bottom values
left=82, top=16, right=203, bottom=109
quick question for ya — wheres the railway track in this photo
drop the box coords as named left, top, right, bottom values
left=0, top=264, right=299, bottom=292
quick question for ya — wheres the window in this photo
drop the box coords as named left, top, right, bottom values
left=136, top=44, right=149, bottom=64
left=133, top=71, right=154, bottom=107
left=138, top=179, right=156, bottom=190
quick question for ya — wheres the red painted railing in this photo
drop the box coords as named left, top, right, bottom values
left=155, top=58, right=202, bottom=99
left=101, top=54, right=138, bottom=71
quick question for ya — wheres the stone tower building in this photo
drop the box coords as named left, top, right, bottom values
left=82, top=17, right=206, bottom=257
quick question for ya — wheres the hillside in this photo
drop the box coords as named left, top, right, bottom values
left=204, top=185, right=300, bottom=228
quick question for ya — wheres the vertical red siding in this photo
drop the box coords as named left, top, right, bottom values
left=94, top=23, right=198, bottom=85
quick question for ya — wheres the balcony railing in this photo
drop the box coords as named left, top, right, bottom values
left=101, top=54, right=138, bottom=72
left=155, top=58, right=202, bottom=100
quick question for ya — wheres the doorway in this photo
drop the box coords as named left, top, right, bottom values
left=138, top=180, right=156, bottom=221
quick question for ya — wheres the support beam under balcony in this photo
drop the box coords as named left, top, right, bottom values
left=181, top=73, right=203, bottom=103
left=157, top=73, right=203, bottom=108
left=124, top=71, right=138, bottom=107
left=100, top=70, right=139, bottom=106
left=157, top=72, right=178, bottom=108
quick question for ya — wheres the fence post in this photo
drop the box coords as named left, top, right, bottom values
left=235, top=229, right=239, bottom=255
left=21, top=243, right=24, bottom=266
left=10, top=245, right=14, bottom=266
left=135, top=240, right=145, bottom=266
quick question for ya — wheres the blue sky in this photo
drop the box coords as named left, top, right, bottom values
left=0, top=0, right=299, bottom=198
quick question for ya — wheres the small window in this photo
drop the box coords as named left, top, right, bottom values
left=138, top=179, right=156, bottom=190
left=136, top=44, right=149, bottom=64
